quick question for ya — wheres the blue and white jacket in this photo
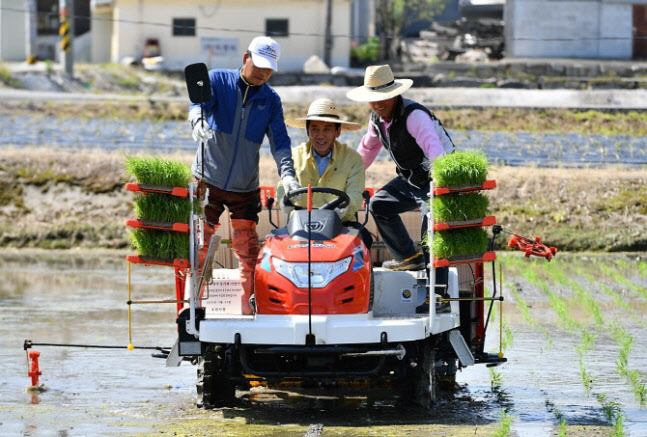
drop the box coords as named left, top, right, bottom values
left=189, top=69, right=295, bottom=192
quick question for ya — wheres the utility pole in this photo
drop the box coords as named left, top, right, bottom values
left=59, top=0, right=74, bottom=77
left=25, top=0, right=37, bottom=64
left=324, top=0, right=333, bottom=67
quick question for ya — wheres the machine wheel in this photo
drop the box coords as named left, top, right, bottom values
left=196, top=347, right=236, bottom=408
left=400, top=340, right=436, bottom=408
left=436, top=357, right=459, bottom=391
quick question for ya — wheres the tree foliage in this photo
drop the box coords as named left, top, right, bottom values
left=376, top=0, right=448, bottom=60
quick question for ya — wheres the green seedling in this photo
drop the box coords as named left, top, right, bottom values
left=638, top=260, right=647, bottom=278
left=430, top=227, right=488, bottom=259
left=489, top=367, right=503, bottom=390
left=129, top=228, right=189, bottom=260
left=432, top=150, right=488, bottom=187
left=599, top=264, right=647, bottom=300
left=125, top=155, right=192, bottom=187
left=491, top=409, right=512, bottom=437
left=608, top=323, right=647, bottom=405
left=579, top=357, right=594, bottom=395
left=502, top=277, right=553, bottom=347
left=133, top=192, right=195, bottom=223
left=432, top=192, right=489, bottom=222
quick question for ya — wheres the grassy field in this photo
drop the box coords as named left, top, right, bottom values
left=0, top=148, right=645, bottom=252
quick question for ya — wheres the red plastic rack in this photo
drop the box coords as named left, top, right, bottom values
left=434, top=180, right=496, bottom=196
left=125, top=183, right=189, bottom=198
left=434, top=251, right=497, bottom=268
left=126, top=255, right=189, bottom=269
left=433, top=215, right=497, bottom=231
left=125, top=219, right=189, bottom=233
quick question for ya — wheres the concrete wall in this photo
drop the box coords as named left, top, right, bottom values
left=91, top=8, right=112, bottom=63
left=505, top=0, right=644, bottom=59
left=0, top=0, right=27, bottom=61
left=109, top=0, right=352, bottom=71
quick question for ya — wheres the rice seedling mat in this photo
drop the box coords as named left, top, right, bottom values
left=432, top=151, right=497, bottom=267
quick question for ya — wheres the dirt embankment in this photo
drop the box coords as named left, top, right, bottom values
left=0, top=149, right=645, bottom=252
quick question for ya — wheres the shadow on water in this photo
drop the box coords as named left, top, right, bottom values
left=216, top=385, right=499, bottom=428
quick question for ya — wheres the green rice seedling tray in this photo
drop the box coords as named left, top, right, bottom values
left=126, top=219, right=189, bottom=233
left=434, top=215, right=496, bottom=231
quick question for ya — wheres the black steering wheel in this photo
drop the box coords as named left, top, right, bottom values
left=283, top=187, right=350, bottom=211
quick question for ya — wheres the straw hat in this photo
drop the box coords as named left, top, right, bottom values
left=285, top=98, right=361, bottom=131
left=346, top=65, right=413, bottom=102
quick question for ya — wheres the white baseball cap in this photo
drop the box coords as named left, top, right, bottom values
left=247, top=36, right=281, bottom=71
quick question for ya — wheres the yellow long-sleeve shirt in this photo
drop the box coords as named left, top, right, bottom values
left=277, top=141, right=365, bottom=222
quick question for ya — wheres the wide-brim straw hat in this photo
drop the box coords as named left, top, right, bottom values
left=346, top=64, right=413, bottom=102
left=285, top=98, right=361, bottom=131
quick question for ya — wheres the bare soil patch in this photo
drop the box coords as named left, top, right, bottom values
left=0, top=149, right=645, bottom=252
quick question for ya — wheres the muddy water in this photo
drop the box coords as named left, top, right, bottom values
left=1, top=250, right=646, bottom=436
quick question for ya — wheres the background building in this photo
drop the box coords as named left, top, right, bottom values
left=91, top=0, right=352, bottom=71
left=505, top=0, right=647, bottom=59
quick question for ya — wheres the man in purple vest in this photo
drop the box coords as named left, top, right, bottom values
left=347, top=65, right=455, bottom=271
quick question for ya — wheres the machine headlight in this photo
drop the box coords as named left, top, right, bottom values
left=351, top=245, right=366, bottom=271
left=272, top=257, right=351, bottom=288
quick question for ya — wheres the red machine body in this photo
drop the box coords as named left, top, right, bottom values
left=255, top=232, right=371, bottom=315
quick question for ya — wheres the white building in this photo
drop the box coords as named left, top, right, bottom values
left=91, top=0, right=353, bottom=71
left=505, top=0, right=647, bottom=60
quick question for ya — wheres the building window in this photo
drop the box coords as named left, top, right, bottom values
left=173, top=18, right=196, bottom=36
left=37, top=0, right=59, bottom=36
left=266, top=19, right=288, bottom=37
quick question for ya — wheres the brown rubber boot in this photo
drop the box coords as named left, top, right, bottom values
left=231, top=219, right=260, bottom=315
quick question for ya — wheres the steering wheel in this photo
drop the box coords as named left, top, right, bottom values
left=283, top=187, right=350, bottom=211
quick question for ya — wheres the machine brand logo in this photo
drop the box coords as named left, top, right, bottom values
left=288, top=243, right=335, bottom=249
left=306, top=221, right=324, bottom=232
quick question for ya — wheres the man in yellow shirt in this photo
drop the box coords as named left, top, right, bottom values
left=277, top=98, right=371, bottom=247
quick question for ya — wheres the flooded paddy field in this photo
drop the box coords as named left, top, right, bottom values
left=1, top=114, right=646, bottom=168
left=1, top=250, right=646, bottom=436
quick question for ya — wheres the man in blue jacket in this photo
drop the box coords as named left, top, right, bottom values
left=188, top=36, right=300, bottom=315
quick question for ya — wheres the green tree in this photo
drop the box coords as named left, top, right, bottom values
left=376, top=0, right=448, bottom=61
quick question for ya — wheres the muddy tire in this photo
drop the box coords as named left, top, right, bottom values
left=196, top=347, right=235, bottom=409
left=400, top=340, right=436, bottom=408
left=436, top=357, right=459, bottom=391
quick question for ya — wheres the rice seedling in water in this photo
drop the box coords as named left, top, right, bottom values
left=491, top=409, right=512, bottom=437
left=130, top=229, right=189, bottom=260
left=608, top=322, right=647, bottom=406
left=501, top=277, right=553, bottom=347
left=432, top=150, right=488, bottom=187
left=125, top=155, right=192, bottom=187
left=597, top=394, right=625, bottom=437
left=545, top=262, right=604, bottom=327
left=430, top=227, right=488, bottom=259
left=432, top=192, right=489, bottom=222
left=489, top=367, right=503, bottom=390
left=579, top=358, right=594, bottom=395
left=638, top=260, right=647, bottom=278
left=599, top=264, right=647, bottom=299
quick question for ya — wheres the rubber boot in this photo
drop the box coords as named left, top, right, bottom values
left=231, top=219, right=259, bottom=315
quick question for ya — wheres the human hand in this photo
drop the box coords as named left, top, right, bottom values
left=192, top=119, right=214, bottom=142
left=281, top=175, right=301, bottom=194
left=334, top=205, right=348, bottom=219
